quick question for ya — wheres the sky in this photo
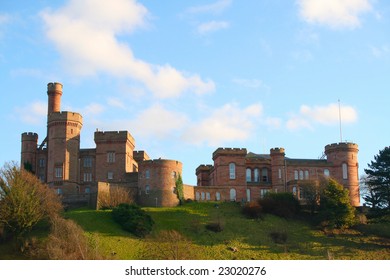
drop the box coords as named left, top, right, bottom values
left=0, top=0, right=389, bottom=187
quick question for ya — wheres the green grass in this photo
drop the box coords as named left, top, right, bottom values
left=63, top=203, right=390, bottom=260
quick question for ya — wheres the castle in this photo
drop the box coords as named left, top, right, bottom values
left=21, top=82, right=360, bottom=208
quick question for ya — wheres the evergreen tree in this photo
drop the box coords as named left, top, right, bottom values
left=364, top=147, right=390, bottom=210
left=318, top=179, right=356, bottom=229
left=175, top=173, right=184, bottom=205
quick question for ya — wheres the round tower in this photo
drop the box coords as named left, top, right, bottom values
left=325, top=142, right=360, bottom=206
left=270, top=147, right=286, bottom=192
left=21, top=132, right=38, bottom=173
left=47, top=82, right=63, bottom=115
left=138, top=159, right=183, bottom=207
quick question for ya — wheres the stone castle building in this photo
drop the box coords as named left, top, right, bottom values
left=21, top=82, right=360, bottom=208
left=195, top=144, right=360, bottom=206
left=21, top=82, right=190, bottom=207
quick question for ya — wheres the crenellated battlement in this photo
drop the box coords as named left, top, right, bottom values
left=47, top=82, right=63, bottom=93
left=212, top=147, right=247, bottom=159
left=94, top=130, right=135, bottom=144
left=21, top=132, right=38, bottom=140
left=133, top=150, right=150, bottom=162
left=270, top=147, right=285, bottom=154
left=325, top=142, right=359, bottom=153
left=48, top=111, right=83, bottom=124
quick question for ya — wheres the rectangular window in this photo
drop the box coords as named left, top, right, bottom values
left=83, top=157, right=93, bottom=168
left=39, top=158, right=45, bottom=168
left=294, top=170, right=299, bottom=180
left=229, top=163, right=236, bottom=180
left=278, top=169, right=282, bottom=179
left=55, top=166, right=63, bottom=179
left=107, top=172, right=114, bottom=180
left=107, top=152, right=115, bottom=163
left=342, top=163, right=348, bottom=179
left=83, top=173, right=92, bottom=182
left=85, top=187, right=90, bottom=194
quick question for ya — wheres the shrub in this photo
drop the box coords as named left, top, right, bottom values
left=45, top=216, right=105, bottom=260
left=97, top=186, right=134, bottom=210
left=206, top=222, right=224, bottom=233
left=259, top=192, right=300, bottom=219
left=242, top=201, right=263, bottom=219
left=112, top=203, right=154, bottom=237
left=0, top=163, right=62, bottom=239
left=318, top=179, right=356, bottom=229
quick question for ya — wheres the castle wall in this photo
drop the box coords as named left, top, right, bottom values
left=138, top=159, right=183, bottom=207
left=21, top=132, right=38, bottom=173
left=94, top=131, right=137, bottom=182
left=212, top=148, right=247, bottom=186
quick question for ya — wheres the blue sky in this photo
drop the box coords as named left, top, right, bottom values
left=0, top=0, right=389, bottom=186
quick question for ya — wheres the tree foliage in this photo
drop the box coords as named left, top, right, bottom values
left=318, top=179, right=356, bottom=229
left=0, top=163, right=62, bottom=238
left=174, top=173, right=184, bottom=205
left=364, top=147, right=390, bottom=210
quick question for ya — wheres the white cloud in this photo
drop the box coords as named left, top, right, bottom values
left=297, top=0, right=372, bottom=29
left=265, top=117, right=282, bottom=129
left=187, top=0, right=232, bottom=15
left=197, top=20, right=229, bottom=34
left=107, top=98, right=126, bottom=109
left=15, top=101, right=47, bottom=125
left=287, top=103, right=358, bottom=131
left=130, top=104, right=188, bottom=139
left=370, top=44, right=390, bottom=58
left=83, top=103, right=105, bottom=116
left=40, top=0, right=215, bottom=98
left=182, top=103, right=262, bottom=146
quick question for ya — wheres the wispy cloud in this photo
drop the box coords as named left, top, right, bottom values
left=197, top=20, right=229, bottom=34
left=370, top=44, right=390, bottom=58
left=297, top=0, right=373, bottom=29
left=186, top=0, right=232, bottom=15
left=40, top=0, right=215, bottom=99
left=232, top=78, right=270, bottom=90
left=287, top=103, right=358, bottom=131
left=182, top=103, right=262, bottom=146
left=15, top=101, right=47, bottom=125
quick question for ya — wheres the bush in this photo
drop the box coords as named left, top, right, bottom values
left=206, top=222, right=224, bottom=233
left=242, top=201, right=263, bottom=219
left=97, top=186, right=134, bottom=210
left=0, top=163, right=62, bottom=238
left=112, top=204, right=154, bottom=237
left=259, top=193, right=300, bottom=219
left=318, top=179, right=356, bottom=229
left=45, top=216, right=105, bottom=260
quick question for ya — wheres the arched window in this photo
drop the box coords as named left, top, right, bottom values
left=278, top=168, right=282, bottom=179
left=294, top=170, right=299, bottom=180
left=216, top=192, right=221, bottom=201
left=342, top=163, right=348, bottom=179
left=299, top=170, right=304, bottom=180
left=230, top=188, right=236, bottom=201
left=254, top=168, right=260, bottom=182
left=201, top=192, right=205, bottom=200
left=292, top=186, right=297, bottom=196
left=246, top=189, right=251, bottom=202
left=260, top=189, right=268, bottom=198
left=324, top=169, right=330, bottom=177
left=145, top=185, right=150, bottom=194
left=195, top=192, right=200, bottom=201
left=206, top=192, right=211, bottom=201
left=262, top=168, right=268, bottom=182
left=246, top=168, right=252, bottom=182
left=229, top=163, right=236, bottom=179
left=304, top=170, right=309, bottom=180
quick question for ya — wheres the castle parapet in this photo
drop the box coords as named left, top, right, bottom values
left=270, top=147, right=285, bottom=155
left=212, top=148, right=247, bottom=160
left=325, top=142, right=359, bottom=152
left=94, top=130, right=135, bottom=145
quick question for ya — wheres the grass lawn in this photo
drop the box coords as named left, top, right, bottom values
left=64, top=202, right=390, bottom=260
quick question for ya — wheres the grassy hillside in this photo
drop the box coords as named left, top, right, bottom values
left=64, top=202, right=390, bottom=260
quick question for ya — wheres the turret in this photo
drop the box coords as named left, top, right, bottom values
left=47, top=82, right=63, bottom=115
left=270, top=148, right=286, bottom=191
left=21, top=132, right=38, bottom=173
left=325, top=142, right=360, bottom=206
